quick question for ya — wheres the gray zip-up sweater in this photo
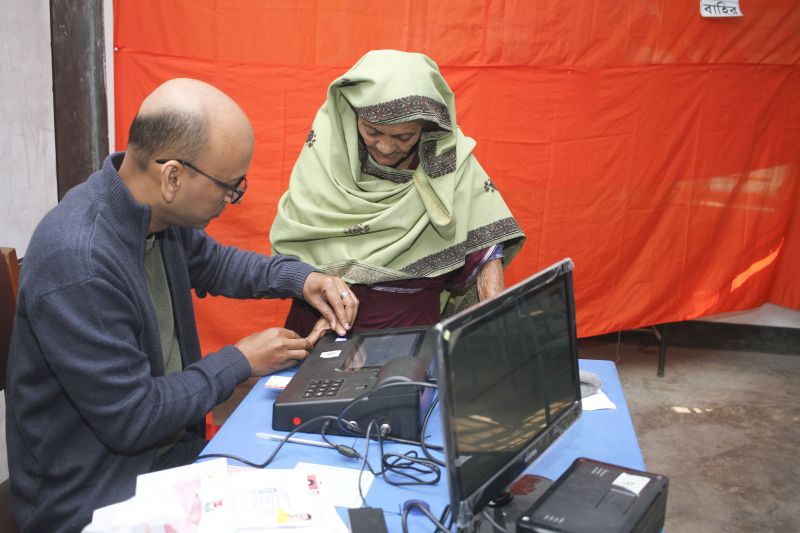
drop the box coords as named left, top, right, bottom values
left=6, top=153, right=315, bottom=532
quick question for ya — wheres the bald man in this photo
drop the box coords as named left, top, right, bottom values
left=5, top=79, right=359, bottom=532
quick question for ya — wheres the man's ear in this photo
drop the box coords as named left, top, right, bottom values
left=159, top=161, right=181, bottom=203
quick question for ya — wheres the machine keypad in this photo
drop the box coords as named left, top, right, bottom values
left=302, top=378, right=344, bottom=399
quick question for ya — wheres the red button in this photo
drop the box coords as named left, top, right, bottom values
left=292, top=416, right=302, bottom=426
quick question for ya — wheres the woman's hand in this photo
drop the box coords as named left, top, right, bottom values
left=301, top=272, right=359, bottom=336
left=307, top=316, right=333, bottom=346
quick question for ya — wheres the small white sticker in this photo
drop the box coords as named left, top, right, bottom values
left=320, top=350, right=342, bottom=359
left=334, top=337, right=348, bottom=342
left=612, top=472, right=650, bottom=496
left=263, top=375, right=291, bottom=389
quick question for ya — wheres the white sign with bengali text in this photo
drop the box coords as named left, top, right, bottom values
left=700, top=0, right=743, bottom=17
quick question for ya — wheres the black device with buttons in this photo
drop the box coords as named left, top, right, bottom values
left=516, top=457, right=669, bottom=533
left=272, top=326, right=437, bottom=440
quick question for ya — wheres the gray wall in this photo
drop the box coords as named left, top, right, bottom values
left=0, top=0, right=115, bottom=484
left=0, top=0, right=58, bottom=484
left=0, top=1, right=58, bottom=258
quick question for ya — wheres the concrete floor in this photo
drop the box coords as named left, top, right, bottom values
left=578, top=333, right=800, bottom=533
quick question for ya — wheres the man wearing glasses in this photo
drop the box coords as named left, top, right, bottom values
left=6, top=78, right=359, bottom=532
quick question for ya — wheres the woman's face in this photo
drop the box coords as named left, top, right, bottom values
left=357, top=117, right=423, bottom=168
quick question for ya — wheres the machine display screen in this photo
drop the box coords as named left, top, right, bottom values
left=340, top=331, right=424, bottom=371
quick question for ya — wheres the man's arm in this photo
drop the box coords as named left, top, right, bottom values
left=180, top=228, right=313, bottom=300
left=30, top=277, right=249, bottom=454
left=176, top=229, right=357, bottom=335
left=178, top=228, right=357, bottom=337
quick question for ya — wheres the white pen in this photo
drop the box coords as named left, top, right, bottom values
left=255, top=432, right=333, bottom=449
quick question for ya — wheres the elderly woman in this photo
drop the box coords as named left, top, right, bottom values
left=270, top=50, right=525, bottom=336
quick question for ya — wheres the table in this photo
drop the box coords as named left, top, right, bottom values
left=201, top=359, right=644, bottom=531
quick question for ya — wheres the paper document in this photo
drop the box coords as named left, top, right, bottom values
left=229, top=467, right=345, bottom=531
left=135, top=458, right=235, bottom=532
left=85, top=459, right=234, bottom=532
left=581, top=389, right=617, bottom=411
left=294, top=462, right=375, bottom=508
left=83, top=459, right=347, bottom=532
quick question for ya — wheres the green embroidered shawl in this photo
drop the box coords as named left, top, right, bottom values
left=270, top=50, right=525, bottom=287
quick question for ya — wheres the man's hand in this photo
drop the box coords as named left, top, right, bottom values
left=302, top=272, right=359, bottom=336
left=235, top=327, right=312, bottom=376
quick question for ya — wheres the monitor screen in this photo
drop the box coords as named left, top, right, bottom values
left=435, top=259, right=581, bottom=528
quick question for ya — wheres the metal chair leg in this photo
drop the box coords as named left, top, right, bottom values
left=656, top=324, right=668, bottom=377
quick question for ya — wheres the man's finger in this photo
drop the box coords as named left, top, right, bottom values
left=284, top=335, right=311, bottom=351
left=276, top=327, right=302, bottom=340
left=285, top=348, right=308, bottom=363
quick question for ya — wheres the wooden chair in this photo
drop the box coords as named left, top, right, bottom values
left=0, top=247, right=20, bottom=531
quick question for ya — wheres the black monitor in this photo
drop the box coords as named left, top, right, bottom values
left=435, top=258, right=581, bottom=529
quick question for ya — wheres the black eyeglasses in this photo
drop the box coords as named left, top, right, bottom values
left=155, top=159, right=248, bottom=204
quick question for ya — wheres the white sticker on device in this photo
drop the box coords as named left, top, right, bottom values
left=320, top=350, right=342, bottom=359
left=612, top=473, right=650, bottom=495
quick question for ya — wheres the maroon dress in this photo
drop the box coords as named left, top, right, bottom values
left=285, top=246, right=497, bottom=336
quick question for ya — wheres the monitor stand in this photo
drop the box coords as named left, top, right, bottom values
left=459, top=475, right=552, bottom=533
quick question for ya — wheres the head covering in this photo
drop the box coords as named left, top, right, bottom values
left=270, top=50, right=524, bottom=287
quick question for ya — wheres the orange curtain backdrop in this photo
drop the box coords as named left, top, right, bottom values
left=113, top=1, right=800, bottom=348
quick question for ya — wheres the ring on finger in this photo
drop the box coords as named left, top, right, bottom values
left=339, top=290, right=351, bottom=299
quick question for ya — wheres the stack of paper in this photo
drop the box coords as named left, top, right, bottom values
left=82, top=459, right=368, bottom=532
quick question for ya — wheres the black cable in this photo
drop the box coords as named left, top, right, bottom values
left=382, top=434, right=444, bottom=451
left=326, top=380, right=444, bottom=489
left=321, top=420, right=379, bottom=475
left=197, top=379, right=444, bottom=507
left=378, top=426, right=442, bottom=487
left=195, top=381, right=440, bottom=470
left=481, top=508, right=509, bottom=532
left=380, top=449, right=442, bottom=486
left=335, top=380, right=438, bottom=436
left=354, top=388, right=445, bottom=453
left=418, top=394, right=446, bottom=466
left=196, top=414, right=359, bottom=468
left=439, top=504, right=453, bottom=529
left=356, top=419, right=380, bottom=508
left=401, top=500, right=451, bottom=533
